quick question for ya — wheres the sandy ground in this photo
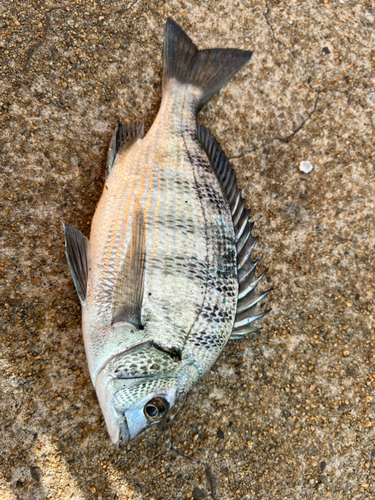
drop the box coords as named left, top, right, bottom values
left=1, top=1, right=374, bottom=499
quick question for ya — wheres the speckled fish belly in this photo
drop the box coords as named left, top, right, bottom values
left=64, top=19, right=272, bottom=445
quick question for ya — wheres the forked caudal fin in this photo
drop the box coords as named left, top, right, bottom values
left=163, top=18, right=253, bottom=110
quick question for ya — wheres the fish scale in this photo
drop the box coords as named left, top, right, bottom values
left=88, top=90, right=215, bottom=358
left=64, top=19, right=271, bottom=445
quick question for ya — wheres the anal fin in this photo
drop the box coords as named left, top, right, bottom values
left=64, top=223, right=90, bottom=304
left=112, top=202, right=146, bottom=329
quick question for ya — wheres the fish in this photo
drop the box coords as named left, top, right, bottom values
left=64, top=18, right=272, bottom=446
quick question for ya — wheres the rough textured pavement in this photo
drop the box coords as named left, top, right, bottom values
left=1, top=1, right=374, bottom=499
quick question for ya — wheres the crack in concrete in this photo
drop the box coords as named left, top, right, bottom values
left=24, top=12, right=51, bottom=71
left=229, top=93, right=320, bottom=160
left=236, top=2, right=373, bottom=162
left=120, top=414, right=219, bottom=498
left=205, top=463, right=217, bottom=499
left=263, top=1, right=317, bottom=95
left=263, top=2, right=278, bottom=46
left=116, top=0, right=143, bottom=14
left=24, top=6, right=62, bottom=71
left=169, top=444, right=217, bottom=498
left=170, top=446, right=195, bottom=462
left=228, top=82, right=373, bottom=161
left=169, top=426, right=217, bottom=499
left=263, top=3, right=300, bottom=66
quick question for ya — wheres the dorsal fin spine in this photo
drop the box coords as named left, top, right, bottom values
left=238, top=237, right=258, bottom=270
left=231, top=194, right=241, bottom=214
left=230, top=192, right=240, bottom=211
left=237, top=289, right=273, bottom=317
left=226, top=173, right=236, bottom=193
left=197, top=124, right=272, bottom=341
left=239, top=269, right=268, bottom=299
left=237, top=221, right=254, bottom=255
left=237, top=214, right=250, bottom=241
left=236, top=204, right=248, bottom=227
left=233, top=199, right=244, bottom=218
left=238, top=256, right=262, bottom=284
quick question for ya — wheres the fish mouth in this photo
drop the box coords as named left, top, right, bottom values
left=118, top=416, right=130, bottom=447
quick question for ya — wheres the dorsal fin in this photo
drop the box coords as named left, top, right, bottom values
left=112, top=201, right=146, bottom=329
left=197, top=125, right=272, bottom=339
left=64, top=223, right=90, bottom=304
left=106, top=121, right=144, bottom=179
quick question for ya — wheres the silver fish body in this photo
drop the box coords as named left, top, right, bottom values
left=64, top=19, right=271, bottom=445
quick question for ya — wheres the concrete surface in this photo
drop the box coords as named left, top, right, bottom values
left=1, top=1, right=374, bottom=499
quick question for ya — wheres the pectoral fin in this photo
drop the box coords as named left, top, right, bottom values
left=112, top=203, right=146, bottom=329
left=64, top=223, right=89, bottom=303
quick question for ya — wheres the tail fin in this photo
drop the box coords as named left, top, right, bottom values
left=163, top=18, right=253, bottom=110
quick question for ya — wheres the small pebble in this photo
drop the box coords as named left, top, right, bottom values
left=299, top=160, right=314, bottom=173
left=216, top=428, right=225, bottom=439
left=192, top=486, right=206, bottom=500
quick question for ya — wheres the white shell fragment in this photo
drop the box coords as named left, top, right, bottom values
left=299, top=160, right=313, bottom=173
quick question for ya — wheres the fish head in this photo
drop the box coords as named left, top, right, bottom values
left=95, top=337, right=203, bottom=445
left=94, top=340, right=189, bottom=445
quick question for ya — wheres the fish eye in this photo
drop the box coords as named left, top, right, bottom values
left=144, top=397, right=169, bottom=421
